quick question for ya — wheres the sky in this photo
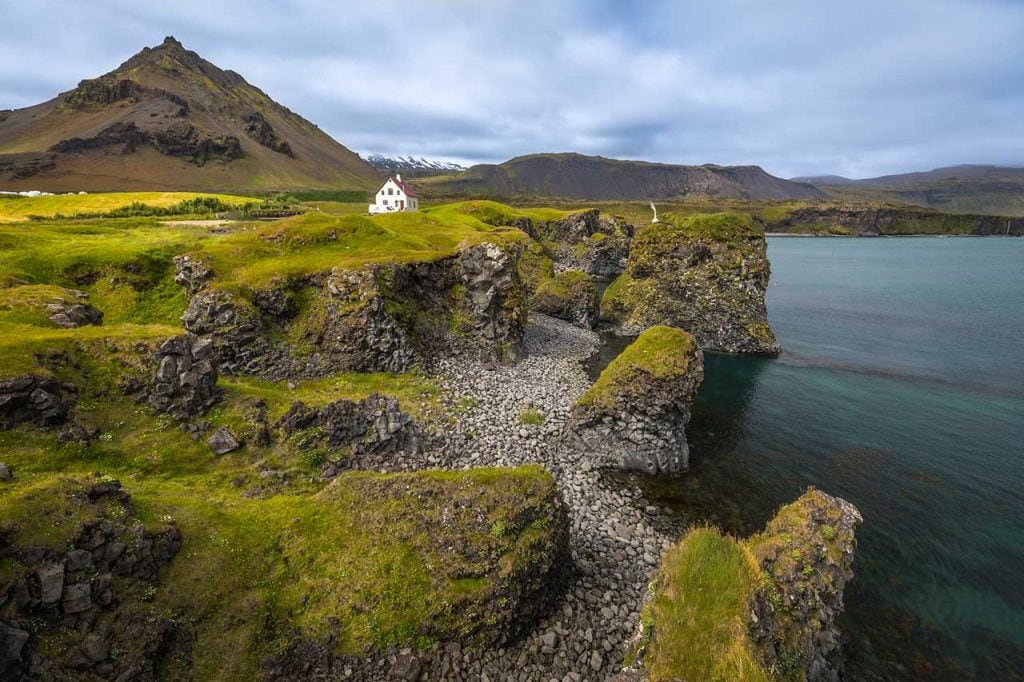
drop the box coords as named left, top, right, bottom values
left=1, top=0, right=1022, bottom=179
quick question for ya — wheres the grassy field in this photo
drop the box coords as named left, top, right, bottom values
left=0, top=198, right=580, bottom=678
left=0, top=191, right=255, bottom=222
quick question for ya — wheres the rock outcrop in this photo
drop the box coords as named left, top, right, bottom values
left=569, top=326, right=703, bottom=474
left=175, top=240, right=527, bottom=378
left=519, top=209, right=633, bottom=281
left=625, top=488, right=862, bottom=682
left=44, top=292, right=103, bottom=328
left=747, top=488, right=863, bottom=681
left=0, top=476, right=184, bottom=680
left=602, top=212, right=780, bottom=354
left=317, top=268, right=417, bottom=372
left=458, top=242, right=527, bottom=359
left=181, top=288, right=271, bottom=374
left=0, top=375, right=75, bottom=429
left=275, top=393, right=420, bottom=475
left=145, top=334, right=221, bottom=421
left=172, top=254, right=213, bottom=294
left=530, top=270, right=599, bottom=329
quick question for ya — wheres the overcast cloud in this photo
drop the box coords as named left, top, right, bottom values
left=1, top=0, right=1022, bottom=178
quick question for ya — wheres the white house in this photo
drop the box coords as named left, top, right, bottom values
left=369, top=174, right=418, bottom=214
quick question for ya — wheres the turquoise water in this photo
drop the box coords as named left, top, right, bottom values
left=649, top=237, right=1024, bottom=680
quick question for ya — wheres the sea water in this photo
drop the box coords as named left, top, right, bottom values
left=639, top=237, right=1024, bottom=680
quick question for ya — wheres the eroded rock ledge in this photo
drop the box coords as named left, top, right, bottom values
left=0, top=476, right=184, bottom=680
left=568, top=325, right=703, bottom=474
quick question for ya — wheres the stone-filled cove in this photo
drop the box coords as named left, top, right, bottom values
left=631, top=236, right=1024, bottom=681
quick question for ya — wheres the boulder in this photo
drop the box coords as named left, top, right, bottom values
left=0, top=622, right=29, bottom=680
left=0, top=462, right=11, bottom=482
left=0, top=376, right=75, bottom=429
left=207, top=426, right=241, bottom=455
left=602, top=212, right=780, bottom=354
left=569, top=326, right=703, bottom=474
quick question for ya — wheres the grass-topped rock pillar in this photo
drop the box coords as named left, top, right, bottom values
left=568, top=325, right=703, bottom=474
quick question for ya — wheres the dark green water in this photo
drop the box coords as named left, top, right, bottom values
left=642, top=237, right=1024, bottom=680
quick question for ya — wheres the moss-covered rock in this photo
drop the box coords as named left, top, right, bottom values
left=601, top=212, right=780, bottom=355
left=626, top=487, right=862, bottom=682
left=569, top=325, right=703, bottom=474
left=0, top=475, right=184, bottom=680
left=530, top=269, right=599, bottom=328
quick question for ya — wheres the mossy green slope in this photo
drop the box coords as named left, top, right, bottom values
left=576, top=325, right=695, bottom=414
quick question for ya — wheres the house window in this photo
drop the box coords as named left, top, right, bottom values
left=383, top=199, right=388, bottom=206
left=388, top=188, right=394, bottom=195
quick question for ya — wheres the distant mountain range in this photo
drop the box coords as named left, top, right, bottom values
left=792, top=165, right=1024, bottom=216
left=0, top=37, right=380, bottom=192
left=416, top=153, right=827, bottom=201
left=364, top=154, right=466, bottom=177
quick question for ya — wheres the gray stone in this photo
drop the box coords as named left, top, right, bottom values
left=207, top=426, right=241, bottom=455
left=36, top=562, right=64, bottom=604
left=0, top=462, right=11, bottom=482
left=61, top=582, right=92, bottom=614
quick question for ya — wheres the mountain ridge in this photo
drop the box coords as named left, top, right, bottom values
left=791, top=164, right=1024, bottom=215
left=0, top=37, right=380, bottom=192
left=416, top=152, right=827, bottom=201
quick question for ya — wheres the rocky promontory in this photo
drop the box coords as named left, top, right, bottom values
left=602, top=212, right=780, bottom=354
left=569, top=325, right=703, bottom=474
left=624, top=487, right=862, bottom=682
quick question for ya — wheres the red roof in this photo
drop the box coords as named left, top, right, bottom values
left=380, top=175, right=417, bottom=198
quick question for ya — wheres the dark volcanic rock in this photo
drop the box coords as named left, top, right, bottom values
left=146, top=334, right=221, bottom=421
left=569, top=326, right=703, bottom=474
left=0, top=622, right=29, bottom=680
left=1, top=476, right=185, bottom=679
left=602, top=213, right=780, bottom=354
left=243, top=110, right=293, bottom=156
left=530, top=270, right=599, bottom=329
left=181, top=289, right=271, bottom=374
left=172, top=254, right=213, bottom=294
left=44, top=292, right=103, bottom=328
left=0, top=462, right=12, bottom=482
left=206, top=426, right=241, bottom=455
left=748, top=489, right=863, bottom=681
left=319, top=268, right=416, bottom=372
left=0, top=376, right=75, bottom=429
left=275, top=393, right=420, bottom=474
left=459, top=242, right=526, bottom=359
left=51, top=120, right=242, bottom=166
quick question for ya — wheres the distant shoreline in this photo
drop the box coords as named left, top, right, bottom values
left=765, top=232, right=1021, bottom=238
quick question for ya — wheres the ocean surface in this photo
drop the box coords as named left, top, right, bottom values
left=631, top=237, right=1024, bottom=680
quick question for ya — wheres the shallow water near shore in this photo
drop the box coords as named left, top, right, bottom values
left=615, top=237, right=1024, bottom=680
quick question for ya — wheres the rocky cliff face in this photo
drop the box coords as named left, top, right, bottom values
left=569, top=326, right=703, bottom=474
left=602, top=212, right=780, bottom=354
left=748, top=489, right=863, bottom=681
left=175, top=241, right=527, bottom=378
left=763, top=204, right=1024, bottom=236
